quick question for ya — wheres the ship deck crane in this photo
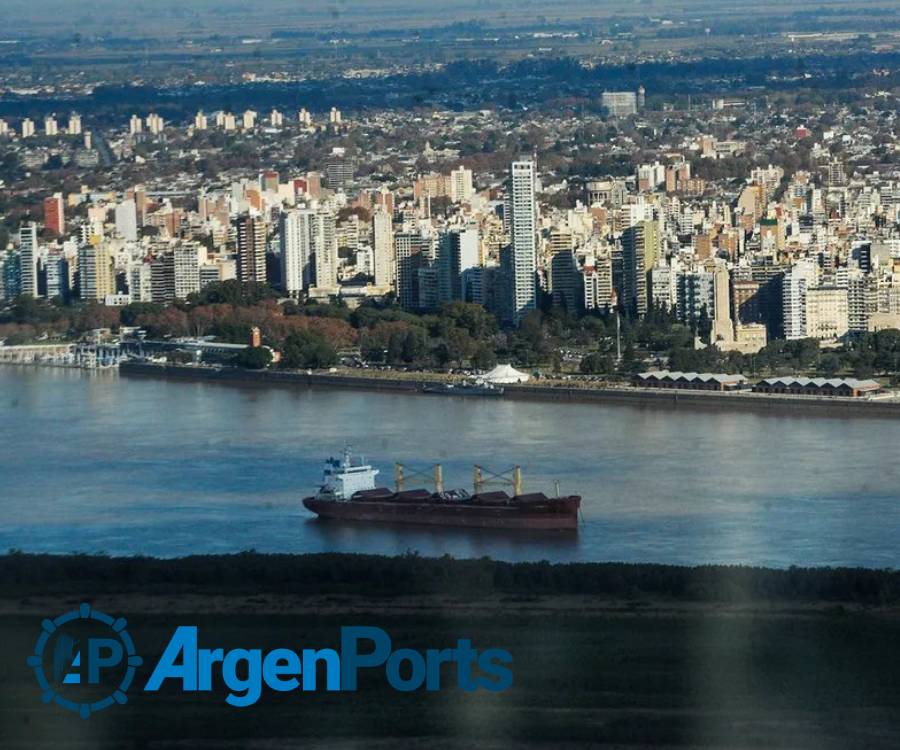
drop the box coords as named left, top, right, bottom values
left=395, top=463, right=444, bottom=494
left=473, top=465, right=523, bottom=497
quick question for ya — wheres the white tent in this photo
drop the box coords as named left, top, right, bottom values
left=482, top=364, right=530, bottom=384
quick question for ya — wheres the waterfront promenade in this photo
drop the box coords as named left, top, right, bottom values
left=119, top=361, right=900, bottom=417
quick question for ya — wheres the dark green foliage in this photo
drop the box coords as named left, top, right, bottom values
left=280, top=330, right=338, bottom=369
left=2, top=552, right=897, bottom=605
left=189, top=280, right=279, bottom=307
left=233, top=346, right=272, bottom=370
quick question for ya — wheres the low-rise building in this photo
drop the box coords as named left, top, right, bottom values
left=634, top=371, right=749, bottom=392
left=753, top=377, right=881, bottom=398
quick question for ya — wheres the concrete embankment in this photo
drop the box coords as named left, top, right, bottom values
left=118, top=362, right=900, bottom=417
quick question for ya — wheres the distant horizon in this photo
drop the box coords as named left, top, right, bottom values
left=2, top=0, right=896, bottom=39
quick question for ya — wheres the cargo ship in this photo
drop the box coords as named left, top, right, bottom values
left=302, top=448, right=580, bottom=531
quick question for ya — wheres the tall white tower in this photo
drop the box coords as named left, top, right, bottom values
left=19, top=223, right=39, bottom=297
left=280, top=208, right=314, bottom=297
left=508, top=159, right=537, bottom=324
left=372, top=208, right=394, bottom=290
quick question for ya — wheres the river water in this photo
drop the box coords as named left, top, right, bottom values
left=1, top=367, right=898, bottom=568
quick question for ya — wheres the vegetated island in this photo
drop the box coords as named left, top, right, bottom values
left=1, top=551, right=899, bottom=749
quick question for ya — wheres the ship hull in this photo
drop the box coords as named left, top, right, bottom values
left=421, top=386, right=503, bottom=397
left=303, top=497, right=580, bottom=531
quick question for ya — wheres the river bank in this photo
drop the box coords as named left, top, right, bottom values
left=120, top=361, right=900, bottom=417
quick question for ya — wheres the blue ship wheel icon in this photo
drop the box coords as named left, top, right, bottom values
left=26, top=603, right=143, bottom=719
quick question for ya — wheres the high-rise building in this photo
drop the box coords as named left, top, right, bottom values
left=508, top=160, right=538, bottom=325
left=270, top=109, right=284, bottom=127
left=324, top=160, right=355, bottom=189
left=67, top=113, right=82, bottom=136
left=149, top=247, right=203, bottom=305
left=844, top=271, right=877, bottom=334
left=194, top=111, right=208, bottom=131
left=708, top=260, right=735, bottom=345
left=0, top=249, right=22, bottom=301
left=782, top=259, right=818, bottom=340
left=676, top=268, right=716, bottom=327
left=732, top=279, right=762, bottom=325
left=601, top=91, right=638, bottom=117
left=21, top=118, right=35, bottom=139
left=549, top=250, right=582, bottom=314
left=173, top=244, right=202, bottom=301
left=129, top=263, right=152, bottom=303
left=583, top=255, right=614, bottom=312
left=115, top=200, right=139, bottom=242
left=621, top=220, right=659, bottom=317
left=261, top=170, right=279, bottom=194
left=236, top=213, right=267, bottom=284
left=19, top=223, right=39, bottom=297
left=450, top=167, right=474, bottom=203
left=280, top=208, right=315, bottom=296
left=129, top=115, right=143, bottom=135
left=806, top=287, right=849, bottom=341
left=43, top=193, right=65, bottom=236
left=145, top=113, right=164, bottom=135
left=312, top=209, right=338, bottom=291
left=242, top=110, right=257, bottom=130
left=395, top=231, right=431, bottom=310
left=44, top=252, right=70, bottom=301
left=437, top=227, right=479, bottom=303
left=44, top=116, right=58, bottom=137
left=649, top=264, right=677, bottom=311
left=150, top=255, right=174, bottom=305
left=372, top=208, right=394, bottom=290
left=78, top=244, right=114, bottom=302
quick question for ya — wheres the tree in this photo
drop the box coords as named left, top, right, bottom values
left=233, top=346, right=272, bottom=370
left=818, top=353, right=842, bottom=377
left=280, top=330, right=337, bottom=370
left=120, top=302, right=163, bottom=327
left=72, top=304, right=120, bottom=334
left=191, top=280, right=278, bottom=307
left=580, top=353, right=614, bottom=375
left=472, top=345, right=497, bottom=371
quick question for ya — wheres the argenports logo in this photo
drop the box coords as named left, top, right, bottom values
left=26, top=603, right=143, bottom=719
left=29, top=608, right=513, bottom=715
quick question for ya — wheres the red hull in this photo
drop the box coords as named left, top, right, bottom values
left=303, top=496, right=581, bottom=531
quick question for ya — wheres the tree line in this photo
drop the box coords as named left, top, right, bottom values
left=2, top=550, right=898, bottom=604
